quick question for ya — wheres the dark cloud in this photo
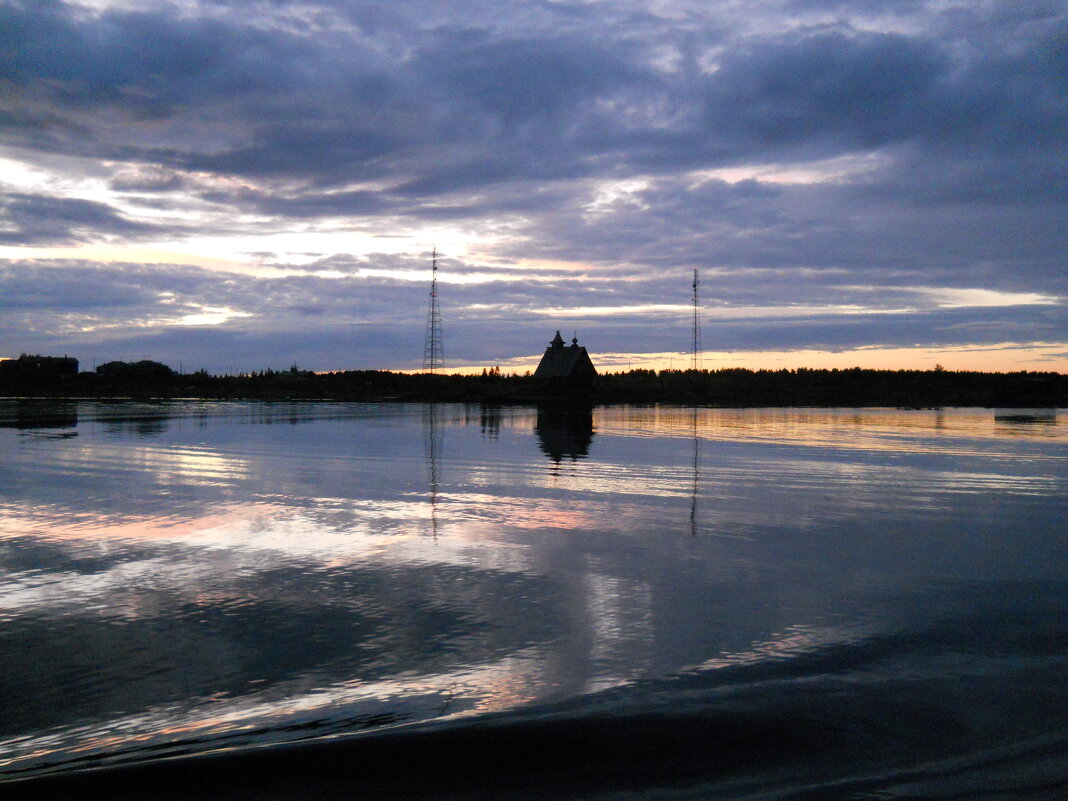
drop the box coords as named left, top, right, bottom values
left=0, top=192, right=158, bottom=244
left=5, top=1, right=1064, bottom=197
left=501, top=168, right=1068, bottom=301
left=698, top=32, right=945, bottom=156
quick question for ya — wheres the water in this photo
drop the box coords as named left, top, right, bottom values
left=1, top=401, right=1065, bottom=799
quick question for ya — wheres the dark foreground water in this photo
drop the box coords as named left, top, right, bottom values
left=0, top=401, right=1065, bottom=799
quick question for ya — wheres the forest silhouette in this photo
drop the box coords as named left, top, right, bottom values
left=1, top=355, right=1063, bottom=408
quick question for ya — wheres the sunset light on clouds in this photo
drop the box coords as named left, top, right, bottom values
left=1, top=0, right=1065, bottom=373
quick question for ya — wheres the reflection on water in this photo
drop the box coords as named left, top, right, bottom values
left=994, top=408, right=1058, bottom=433
left=534, top=404, right=594, bottom=464
left=0, top=401, right=1066, bottom=794
left=424, top=404, right=443, bottom=540
left=690, top=405, right=699, bottom=538
left=0, top=399, right=78, bottom=431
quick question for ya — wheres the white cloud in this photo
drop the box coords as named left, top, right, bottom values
left=918, top=288, right=1060, bottom=309
left=177, top=306, right=253, bottom=326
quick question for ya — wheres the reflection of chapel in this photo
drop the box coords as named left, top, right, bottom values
left=533, top=331, right=597, bottom=380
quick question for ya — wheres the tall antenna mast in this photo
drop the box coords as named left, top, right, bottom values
left=691, top=267, right=702, bottom=371
left=423, top=247, right=445, bottom=372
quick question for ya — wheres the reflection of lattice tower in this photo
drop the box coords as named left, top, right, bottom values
left=423, top=404, right=442, bottom=539
left=691, top=267, right=702, bottom=371
left=423, top=248, right=445, bottom=372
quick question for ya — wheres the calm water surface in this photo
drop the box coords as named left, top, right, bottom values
left=1, top=402, right=1065, bottom=798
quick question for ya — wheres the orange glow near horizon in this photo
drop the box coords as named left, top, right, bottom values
left=5, top=343, right=1065, bottom=376
left=391, top=342, right=1068, bottom=376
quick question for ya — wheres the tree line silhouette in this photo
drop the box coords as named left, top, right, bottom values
left=1, top=355, right=1064, bottom=407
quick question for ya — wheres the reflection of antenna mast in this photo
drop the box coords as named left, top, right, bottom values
left=690, top=406, right=699, bottom=537
left=691, top=268, right=701, bottom=372
left=424, top=405, right=442, bottom=540
left=423, top=248, right=444, bottom=372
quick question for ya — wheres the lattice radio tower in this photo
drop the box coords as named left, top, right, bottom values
left=422, top=247, right=445, bottom=372
left=691, top=267, right=702, bottom=371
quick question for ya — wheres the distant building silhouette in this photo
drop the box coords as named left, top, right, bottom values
left=0, top=354, right=78, bottom=378
left=533, top=331, right=597, bottom=382
left=96, top=360, right=174, bottom=380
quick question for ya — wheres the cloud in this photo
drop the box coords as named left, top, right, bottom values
left=0, top=192, right=159, bottom=245
left=0, top=255, right=1061, bottom=372
left=108, top=167, right=187, bottom=193
left=5, top=2, right=1065, bottom=204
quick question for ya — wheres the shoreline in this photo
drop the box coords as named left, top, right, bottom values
left=1, top=365, right=1066, bottom=409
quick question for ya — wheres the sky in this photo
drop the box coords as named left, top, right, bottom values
left=1, top=0, right=1066, bottom=374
